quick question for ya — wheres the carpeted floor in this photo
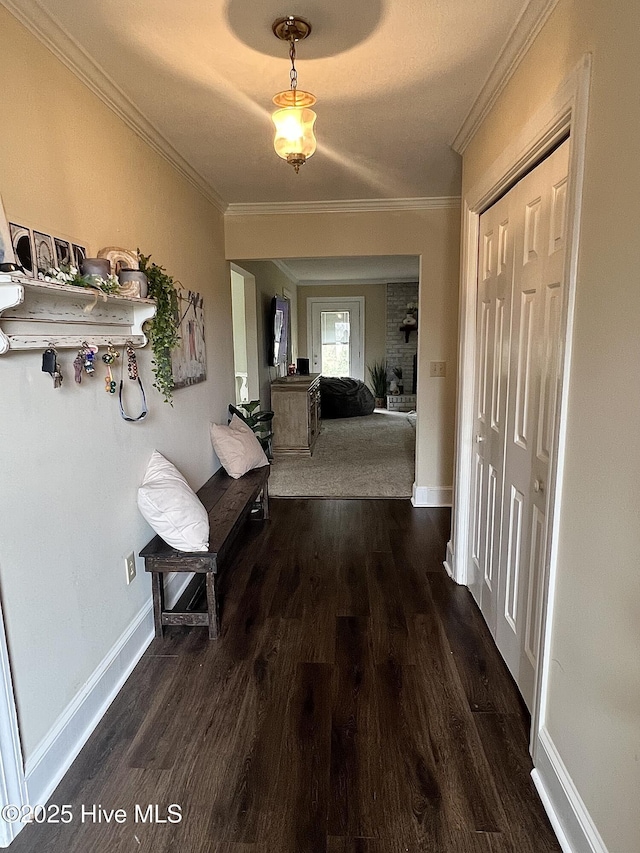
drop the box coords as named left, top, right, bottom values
left=269, top=410, right=416, bottom=498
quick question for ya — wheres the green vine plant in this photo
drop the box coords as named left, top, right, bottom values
left=138, top=252, right=180, bottom=404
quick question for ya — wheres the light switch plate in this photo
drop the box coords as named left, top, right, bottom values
left=430, top=361, right=446, bottom=377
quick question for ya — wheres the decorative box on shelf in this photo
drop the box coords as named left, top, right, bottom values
left=0, top=273, right=156, bottom=354
left=386, top=394, right=416, bottom=413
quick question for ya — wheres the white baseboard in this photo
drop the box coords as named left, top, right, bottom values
left=25, top=602, right=154, bottom=806
left=23, top=569, right=192, bottom=809
left=443, top=540, right=456, bottom=580
left=532, top=727, right=609, bottom=853
left=411, top=485, right=453, bottom=507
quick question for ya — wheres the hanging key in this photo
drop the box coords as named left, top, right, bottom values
left=42, top=347, right=63, bottom=389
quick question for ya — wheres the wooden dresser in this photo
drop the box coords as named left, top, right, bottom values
left=271, top=373, right=321, bottom=457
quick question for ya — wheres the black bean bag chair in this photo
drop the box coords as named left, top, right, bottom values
left=320, top=377, right=375, bottom=418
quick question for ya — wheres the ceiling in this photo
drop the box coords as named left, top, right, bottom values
left=272, top=255, right=419, bottom=285
left=6, top=0, right=539, bottom=208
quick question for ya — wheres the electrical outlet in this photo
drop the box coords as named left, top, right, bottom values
left=430, top=361, right=446, bottom=377
left=125, top=552, right=136, bottom=585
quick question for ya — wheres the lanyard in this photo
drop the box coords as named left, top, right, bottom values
left=119, top=344, right=148, bottom=422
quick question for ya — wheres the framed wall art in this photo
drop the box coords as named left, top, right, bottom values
left=54, top=238, right=72, bottom=267
left=72, top=243, right=86, bottom=268
left=172, top=288, right=207, bottom=389
left=32, top=230, right=55, bottom=278
left=8, top=223, right=34, bottom=276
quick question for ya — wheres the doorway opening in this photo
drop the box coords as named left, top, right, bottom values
left=230, top=264, right=260, bottom=406
left=260, top=256, right=419, bottom=499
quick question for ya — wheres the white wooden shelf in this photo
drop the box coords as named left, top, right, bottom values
left=0, top=274, right=157, bottom=354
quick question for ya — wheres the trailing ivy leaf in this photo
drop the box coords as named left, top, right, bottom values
left=139, top=251, right=180, bottom=404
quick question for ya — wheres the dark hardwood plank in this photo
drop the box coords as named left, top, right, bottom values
left=428, top=574, right=523, bottom=713
left=267, top=662, right=332, bottom=853
left=473, top=712, right=561, bottom=853
left=329, top=617, right=378, bottom=838
left=407, top=614, right=508, bottom=837
left=366, top=550, right=414, bottom=664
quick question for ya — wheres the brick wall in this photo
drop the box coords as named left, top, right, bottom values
left=386, top=282, right=419, bottom=393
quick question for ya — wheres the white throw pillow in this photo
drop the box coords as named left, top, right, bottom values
left=210, top=414, right=269, bottom=479
left=137, top=451, right=209, bottom=552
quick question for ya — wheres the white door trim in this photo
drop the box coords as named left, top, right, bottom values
left=230, top=263, right=260, bottom=402
left=448, top=54, right=591, bottom=744
left=0, top=597, right=28, bottom=847
left=306, top=296, right=365, bottom=380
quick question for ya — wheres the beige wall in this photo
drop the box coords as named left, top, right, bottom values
left=297, top=283, right=386, bottom=384
left=232, top=260, right=298, bottom=409
left=463, top=1, right=640, bottom=850
left=226, top=208, right=460, bottom=491
left=0, top=7, right=232, bottom=759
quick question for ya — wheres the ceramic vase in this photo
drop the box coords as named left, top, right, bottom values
left=117, top=268, right=148, bottom=298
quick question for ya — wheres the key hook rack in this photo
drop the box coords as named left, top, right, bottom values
left=0, top=273, right=157, bottom=354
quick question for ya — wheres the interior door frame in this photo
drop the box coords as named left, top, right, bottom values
left=447, top=55, right=591, bottom=753
left=306, top=296, right=365, bottom=380
left=0, top=595, right=28, bottom=846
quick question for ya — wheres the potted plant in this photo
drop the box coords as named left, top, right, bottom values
left=368, top=360, right=387, bottom=408
left=392, top=365, right=404, bottom=394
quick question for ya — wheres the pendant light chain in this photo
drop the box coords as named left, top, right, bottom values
left=289, top=39, right=298, bottom=91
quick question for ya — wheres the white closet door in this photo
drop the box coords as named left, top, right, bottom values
left=471, top=140, right=569, bottom=711
left=497, top=140, right=569, bottom=709
left=469, top=193, right=514, bottom=636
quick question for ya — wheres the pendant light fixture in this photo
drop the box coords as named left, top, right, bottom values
left=271, top=16, right=316, bottom=173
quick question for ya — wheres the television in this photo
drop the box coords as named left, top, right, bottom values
left=269, top=295, right=290, bottom=370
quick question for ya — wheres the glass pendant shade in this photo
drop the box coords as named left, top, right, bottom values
left=272, top=89, right=317, bottom=172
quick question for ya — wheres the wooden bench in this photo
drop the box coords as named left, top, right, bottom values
left=139, top=465, right=269, bottom=639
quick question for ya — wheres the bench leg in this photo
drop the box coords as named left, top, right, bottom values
left=262, top=481, right=270, bottom=520
left=151, top=572, right=165, bottom=639
left=205, top=573, right=220, bottom=639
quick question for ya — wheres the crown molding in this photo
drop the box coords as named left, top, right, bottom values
left=270, top=259, right=300, bottom=284
left=2, top=0, right=227, bottom=213
left=297, top=278, right=419, bottom=287
left=224, top=197, right=461, bottom=216
left=451, top=0, right=561, bottom=154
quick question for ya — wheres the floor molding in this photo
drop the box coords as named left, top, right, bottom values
left=411, top=485, right=453, bottom=507
left=532, top=727, right=609, bottom=853
left=23, top=570, right=190, bottom=809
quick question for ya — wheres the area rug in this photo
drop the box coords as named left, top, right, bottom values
left=269, top=410, right=415, bottom=498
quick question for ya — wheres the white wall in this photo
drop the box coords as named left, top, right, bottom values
left=462, top=1, right=640, bottom=850
left=0, top=7, right=233, bottom=760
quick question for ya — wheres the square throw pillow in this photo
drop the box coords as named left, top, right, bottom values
left=210, top=414, right=269, bottom=479
left=137, top=451, right=209, bottom=552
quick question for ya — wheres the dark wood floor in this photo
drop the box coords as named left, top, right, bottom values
left=11, top=499, right=561, bottom=853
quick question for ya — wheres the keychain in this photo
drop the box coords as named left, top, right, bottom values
left=102, top=342, right=119, bottom=366
left=83, top=343, right=98, bottom=376
left=74, top=343, right=98, bottom=383
left=42, top=346, right=63, bottom=389
left=126, top=344, right=138, bottom=380
left=119, top=343, right=148, bottom=421
left=104, top=365, right=117, bottom=394
left=102, top=343, right=118, bottom=395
